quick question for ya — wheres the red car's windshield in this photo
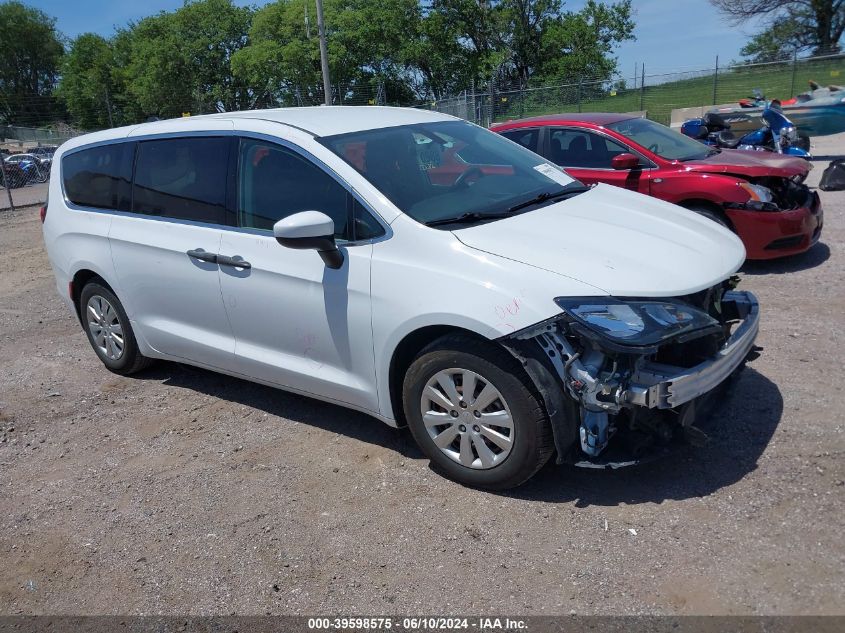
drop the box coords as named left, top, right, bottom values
left=608, top=117, right=712, bottom=162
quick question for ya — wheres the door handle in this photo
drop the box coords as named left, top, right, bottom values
left=217, top=254, right=251, bottom=269
left=187, top=249, right=218, bottom=263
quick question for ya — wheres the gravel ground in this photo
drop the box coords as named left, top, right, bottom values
left=1, top=135, right=843, bottom=616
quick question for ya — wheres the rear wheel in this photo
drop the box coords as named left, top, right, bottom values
left=79, top=282, right=152, bottom=375
left=403, top=334, right=554, bottom=489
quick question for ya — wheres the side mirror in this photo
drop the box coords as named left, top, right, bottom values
left=611, top=153, right=641, bottom=170
left=273, top=211, right=344, bottom=269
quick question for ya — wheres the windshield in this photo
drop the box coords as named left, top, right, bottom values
left=607, top=117, right=712, bottom=161
left=320, top=120, right=578, bottom=226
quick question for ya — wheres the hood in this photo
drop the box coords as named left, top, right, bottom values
left=453, top=184, right=746, bottom=297
left=681, top=148, right=810, bottom=179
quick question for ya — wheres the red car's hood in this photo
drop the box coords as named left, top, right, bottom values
left=679, top=149, right=810, bottom=178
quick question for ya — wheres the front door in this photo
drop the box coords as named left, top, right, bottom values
left=218, top=137, right=380, bottom=412
left=545, top=127, right=651, bottom=195
left=109, top=136, right=236, bottom=370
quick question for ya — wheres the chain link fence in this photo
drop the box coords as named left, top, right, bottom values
left=3, top=54, right=844, bottom=212
left=1, top=124, right=80, bottom=212
left=423, top=53, right=845, bottom=128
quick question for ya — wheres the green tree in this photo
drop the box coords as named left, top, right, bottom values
left=537, top=0, right=635, bottom=83
left=710, top=0, right=844, bottom=60
left=171, top=0, right=254, bottom=111
left=57, top=34, right=118, bottom=129
left=231, top=0, right=328, bottom=106
left=0, top=1, right=64, bottom=125
left=233, top=0, right=422, bottom=105
left=118, top=0, right=253, bottom=119
left=427, top=0, right=634, bottom=90
left=402, top=6, right=477, bottom=99
left=428, top=0, right=508, bottom=86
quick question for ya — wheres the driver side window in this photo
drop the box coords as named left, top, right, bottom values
left=548, top=129, right=630, bottom=169
left=238, top=139, right=350, bottom=239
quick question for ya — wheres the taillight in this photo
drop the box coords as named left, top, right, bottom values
left=39, top=205, right=47, bottom=223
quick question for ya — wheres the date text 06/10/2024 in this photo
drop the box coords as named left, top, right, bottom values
left=307, top=617, right=528, bottom=631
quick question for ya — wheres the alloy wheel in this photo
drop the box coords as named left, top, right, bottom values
left=420, top=368, right=514, bottom=469
left=86, top=295, right=125, bottom=361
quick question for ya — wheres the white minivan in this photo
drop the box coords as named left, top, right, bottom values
left=42, top=107, right=760, bottom=488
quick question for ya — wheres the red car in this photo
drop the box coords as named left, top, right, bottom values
left=491, top=113, right=823, bottom=260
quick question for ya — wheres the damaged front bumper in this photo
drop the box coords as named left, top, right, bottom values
left=726, top=182, right=823, bottom=260
left=626, top=292, right=759, bottom=409
left=501, top=290, right=760, bottom=467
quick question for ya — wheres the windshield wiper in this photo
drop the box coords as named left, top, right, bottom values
left=679, top=149, right=718, bottom=161
left=425, top=211, right=513, bottom=227
left=425, top=183, right=592, bottom=227
left=506, top=184, right=591, bottom=214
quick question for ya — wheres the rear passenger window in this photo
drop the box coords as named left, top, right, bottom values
left=238, top=139, right=350, bottom=239
left=133, top=137, right=230, bottom=223
left=500, top=129, right=539, bottom=152
left=63, top=143, right=133, bottom=211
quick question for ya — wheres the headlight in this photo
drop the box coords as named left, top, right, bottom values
left=554, top=297, right=719, bottom=347
left=739, top=182, right=773, bottom=203
left=781, top=126, right=797, bottom=142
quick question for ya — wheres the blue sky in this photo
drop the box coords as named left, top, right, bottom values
left=29, top=0, right=765, bottom=79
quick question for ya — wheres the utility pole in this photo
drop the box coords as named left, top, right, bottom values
left=315, top=0, right=332, bottom=106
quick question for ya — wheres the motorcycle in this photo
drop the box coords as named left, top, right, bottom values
left=681, top=100, right=811, bottom=158
left=4, top=155, right=50, bottom=184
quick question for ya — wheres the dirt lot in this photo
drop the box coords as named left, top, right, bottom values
left=1, top=137, right=843, bottom=616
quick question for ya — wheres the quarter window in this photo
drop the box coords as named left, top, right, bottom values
left=132, top=137, right=230, bottom=223
left=548, top=129, right=631, bottom=168
left=351, top=198, right=385, bottom=240
left=62, top=143, right=133, bottom=211
left=238, top=139, right=351, bottom=239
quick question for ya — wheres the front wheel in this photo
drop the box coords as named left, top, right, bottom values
left=796, top=134, right=811, bottom=153
left=685, top=204, right=730, bottom=229
left=403, top=334, right=554, bottom=489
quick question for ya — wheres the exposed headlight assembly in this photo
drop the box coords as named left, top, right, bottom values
left=780, top=125, right=798, bottom=142
left=554, top=297, right=720, bottom=347
left=739, top=182, right=773, bottom=202
left=734, top=182, right=779, bottom=211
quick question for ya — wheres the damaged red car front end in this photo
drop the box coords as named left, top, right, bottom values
left=492, top=114, right=824, bottom=260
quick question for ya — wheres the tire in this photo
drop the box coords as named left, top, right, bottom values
left=79, top=282, right=153, bottom=375
left=796, top=134, right=811, bottom=153
left=403, top=334, right=554, bottom=489
left=685, top=204, right=729, bottom=229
